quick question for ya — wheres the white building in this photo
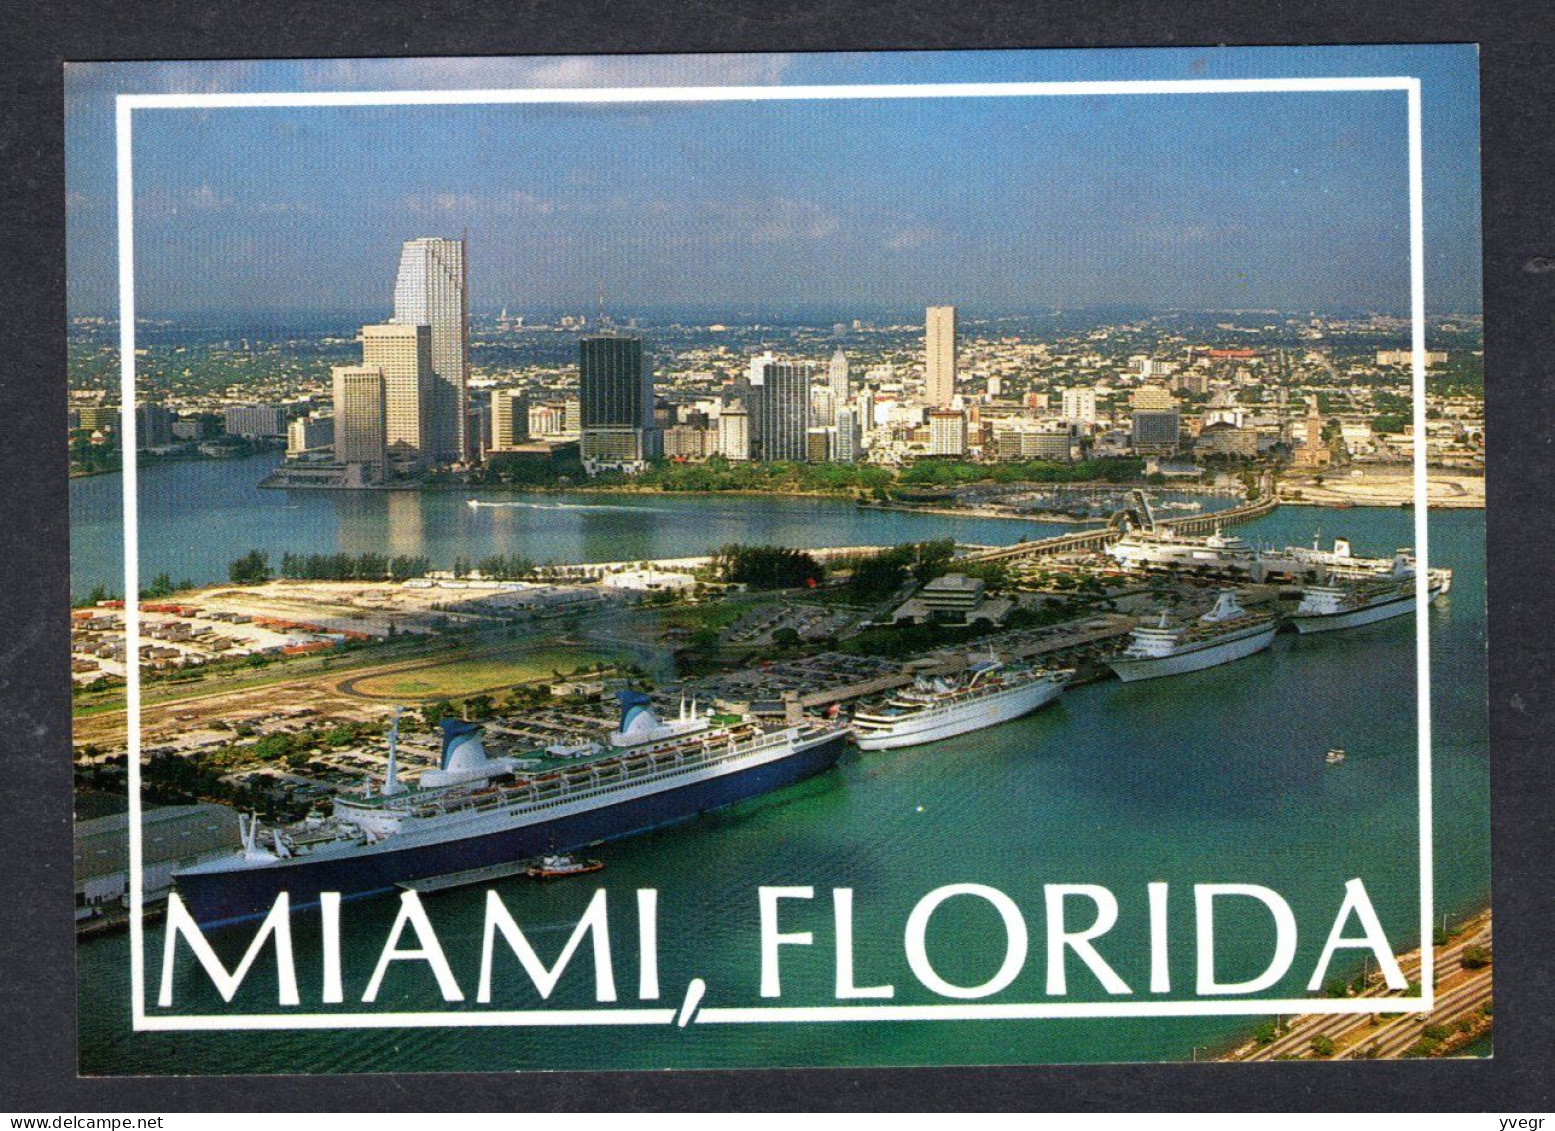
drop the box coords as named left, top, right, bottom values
left=391, top=236, right=469, bottom=463
left=928, top=408, right=968, bottom=457
left=828, top=347, right=850, bottom=403
left=924, top=306, right=956, bottom=407
left=1061, top=387, right=1098, bottom=424
left=834, top=405, right=861, bottom=464
left=489, top=388, right=529, bottom=452
left=717, top=402, right=751, bottom=461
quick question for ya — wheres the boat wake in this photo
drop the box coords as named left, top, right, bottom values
left=466, top=499, right=662, bottom=514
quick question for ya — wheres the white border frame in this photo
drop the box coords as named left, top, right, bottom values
left=115, top=76, right=1434, bottom=1034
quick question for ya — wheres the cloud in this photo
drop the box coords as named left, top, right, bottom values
left=884, top=226, right=937, bottom=251
left=187, top=184, right=234, bottom=210
left=402, top=189, right=557, bottom=216
left=296, top=53, right=794, bottom=91
left=745, top=198, right=840, bottom=244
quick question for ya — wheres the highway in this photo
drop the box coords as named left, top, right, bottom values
left=1232, top=910, right=1492, bottom=1061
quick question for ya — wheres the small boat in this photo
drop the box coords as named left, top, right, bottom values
left=527, top=854, right=605, bottom=879
left=1325, top=748, right=1347, bottom=765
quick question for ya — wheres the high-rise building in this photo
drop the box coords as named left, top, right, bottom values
left=490, top=389, right=529, bottom=452
left=579, top=334, right=655, bottom=474
left=332, top=366, right=387, bottom=483
left=828, top=347, right=850, bottom=403
left=361, top=323, right=433, bottom=468
left=811, top=387, right=836, bottom=427
left=747, top=352, right=813, bottom=462
left=924, top=306, right=956, bottom=407
left=1131, top=409, right=1181, bottom=455
left=134, top=403, right=173, bottom=450
left=286, top=415, right=334, bottom=456
left=1061, top=387, right=1098, bottom=424
left=391, top=236, right=468, bottom=464
left=929, top=408, right=969, bottom=457
left=717, top=401, right=751, bottom=461
left=1131, top=384, right=1177, bottom=412
left=834, top=405, right=861, bottom=464
left=222, top=404, right=286, bottom=440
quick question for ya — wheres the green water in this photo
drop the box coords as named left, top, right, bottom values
left=75, top=507, right=1488, bottom=1073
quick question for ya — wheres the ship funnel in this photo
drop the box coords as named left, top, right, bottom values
left=615, top=689, right=657, bottom=734
left=437, top=717, right=489, bottom=772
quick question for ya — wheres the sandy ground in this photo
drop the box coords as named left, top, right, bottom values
left=1281, top=467, right=1484, bottom=508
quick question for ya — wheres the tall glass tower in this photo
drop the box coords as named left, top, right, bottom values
left=391, top=237, right=468, bottom=464
left=748, top=352, right=814, bottom=463
left=579, top=334, right=655, bottom=474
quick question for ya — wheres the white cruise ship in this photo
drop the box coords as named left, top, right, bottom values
left=1106, top=524, right=1262, bottom=574
left=1107, top=590, right=1279, bottom=682
left=1290, top=551, right=1452, bottom=634
left=851, top=659, right=1073, bottom=750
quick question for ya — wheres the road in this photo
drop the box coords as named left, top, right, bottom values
left=1232, top=910, right=1491, bottom=1061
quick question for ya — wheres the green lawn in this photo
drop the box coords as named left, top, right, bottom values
left=349, top=646, right=618, bottom=700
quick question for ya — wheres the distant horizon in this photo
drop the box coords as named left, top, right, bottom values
left=67, top=47, right=1483, bottom=322
left=73, top=301, right=1488, bottom=330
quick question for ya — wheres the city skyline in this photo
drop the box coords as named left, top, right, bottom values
left=66, top=46, right=1482, bottom=320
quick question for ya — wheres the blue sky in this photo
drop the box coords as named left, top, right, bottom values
left=65, top=47, right=1482, bottom=320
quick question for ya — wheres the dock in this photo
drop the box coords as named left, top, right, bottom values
left=396, top=858, right=536, bottom=894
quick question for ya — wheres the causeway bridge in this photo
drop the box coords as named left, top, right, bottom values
left=959, top=494, right=1279, bottom=564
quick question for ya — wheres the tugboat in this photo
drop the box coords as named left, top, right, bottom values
left=527, top=854, right=605, bottom=879
left=1325, top=748, right=1347, bottom=765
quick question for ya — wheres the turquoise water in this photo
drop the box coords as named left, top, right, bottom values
left=74, top=505, right=1488, bottom=1073
left=70, top=453, right=1090, bottom=596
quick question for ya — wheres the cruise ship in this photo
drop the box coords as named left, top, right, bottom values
left=1107, top=590, right=1280, bottom=682
left=851, top=658, right=1073, bottom=750
left=173, top=695, right=849, bottom=928
left=1289, top=549, right=1452, bottom=634
left=1106, top=524, right=1262, bottom=575
left=1105, top=492, right=1261, bottom=575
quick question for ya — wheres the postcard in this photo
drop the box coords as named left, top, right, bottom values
left=67, top=45, right=1488, bottom=1074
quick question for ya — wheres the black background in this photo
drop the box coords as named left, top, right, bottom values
left=1, top=0, right=1550, bottom=1112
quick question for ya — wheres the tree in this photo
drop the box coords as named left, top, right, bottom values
left=1460, top=944, right=1491, bottom=970
left=1310, top=1035, right=1335, bottom=1057
left=228, top=549, right=272, bottom=585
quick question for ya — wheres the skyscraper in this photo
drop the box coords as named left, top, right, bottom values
left=834, top=405, right=861, bottom=464
left=391, top=236, right=468, bottom=464
left=828, top=347, right=850, bottom=403
left=361, top=323, right=433, bottom=468
left=579, top=334, right=655, bottom=474
left=747, top=352, right=814, bottom=462
left=490, top=389, right=529, bottom=452
left=924, top=305, right=956, bottom=407
left=332, top=366, right=387, bottom=484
